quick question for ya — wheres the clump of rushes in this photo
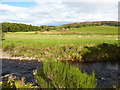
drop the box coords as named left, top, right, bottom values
left=34, top=58, right=97, bottom=88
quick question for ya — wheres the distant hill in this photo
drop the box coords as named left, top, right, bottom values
left=64, top=21, right=119, bottom=25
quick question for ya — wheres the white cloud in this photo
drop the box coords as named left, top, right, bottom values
left=1, top=0, right=119, bottom=2
left=0, top=1, right=118, bottom=25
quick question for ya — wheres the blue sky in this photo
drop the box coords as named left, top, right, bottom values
left=1, top=2, right=36, bottom=8
left=0, top=0, right=118, bottom=26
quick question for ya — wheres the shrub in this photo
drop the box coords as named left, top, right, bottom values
left=81, top=43, right=120, bottom=61
left=34, top=58, right=97, bottom=88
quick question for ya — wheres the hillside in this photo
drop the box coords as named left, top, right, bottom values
left=64, top=21, right=119, bottom=25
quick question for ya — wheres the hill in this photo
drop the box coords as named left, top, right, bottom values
left=64, top=21, right=119, bottom=25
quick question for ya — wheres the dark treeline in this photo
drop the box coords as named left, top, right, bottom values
left=1, top=22, right=119, bottom=32
left=102, top=22, right=119, bottom=26
left=1, top=22, right=57, bottom=32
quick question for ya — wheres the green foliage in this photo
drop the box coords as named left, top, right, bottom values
left=81, top=43, right=120, bottom=61
left=4, top=43, right=15, bottom=52
left=34, top=59, right=97, bottom=88
left=102, top=22, right=119, bottom=26
left=2, top=81, right=17, bottom=89
left=2, top=22, right=56, bottom=32
left=1, top=77, right=39, bottom=89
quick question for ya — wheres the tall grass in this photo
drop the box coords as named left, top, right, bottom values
left=34, top=58, right=97, bottom=88
left=3, top=42, right=119, bottom=62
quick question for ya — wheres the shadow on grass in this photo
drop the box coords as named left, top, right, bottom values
left=81, top=43, right=120, bottom=62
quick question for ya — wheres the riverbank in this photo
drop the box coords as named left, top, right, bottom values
left=1, top=42, right=120, bottom=62
left=0, top=49, right=41, bottom=61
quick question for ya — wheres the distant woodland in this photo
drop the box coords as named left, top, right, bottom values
left=1, top=21, right=119, bottom=32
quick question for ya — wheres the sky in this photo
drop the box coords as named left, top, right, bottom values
left=0, top=0, right=119, bottom=26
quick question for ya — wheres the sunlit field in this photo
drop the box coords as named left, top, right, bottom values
left=1, top=0, right=119, bottom=88
left=3, top=35, right=118, bottom=49
left=1, top=25, right=119, bottom=88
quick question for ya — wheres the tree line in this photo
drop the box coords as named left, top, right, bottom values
left=1, top=22, right=57, bottom=32
left=1, top=22, right=119, bottom=32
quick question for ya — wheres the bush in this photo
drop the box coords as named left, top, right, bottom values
left=81, top=43, right=120, bottom=61
left=34, top=58, right=97, bottom=88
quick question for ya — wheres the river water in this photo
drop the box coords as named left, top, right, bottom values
left=71, top=61, right=120, bottom=88
left=1, top=59, right=120, bottom=88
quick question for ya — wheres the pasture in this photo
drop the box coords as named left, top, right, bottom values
left=2, top=26, right=118, bottom=47
left=3, top=34, right=118, bottom=48
left=2, top=26, right=118, bottom=61
left=65, top=26, right=118, bottom=35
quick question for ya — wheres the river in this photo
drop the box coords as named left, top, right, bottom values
left=1, top=59, right=120, bottom=88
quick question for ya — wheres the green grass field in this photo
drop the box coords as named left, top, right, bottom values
left=65, top=26, right=118, bottom=35
left=2, top=26, right=119, bottom=61
left=3, top=27, right=118, bottom=47
left=2, top=38, right=118, bottom=48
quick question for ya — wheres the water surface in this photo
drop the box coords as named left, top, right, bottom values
left=1, top=59, right=120, bottom=88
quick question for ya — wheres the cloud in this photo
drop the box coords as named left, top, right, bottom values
left=0, top=1, right=118, bottom=25
left=1, top=0, right=119, bottom=2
